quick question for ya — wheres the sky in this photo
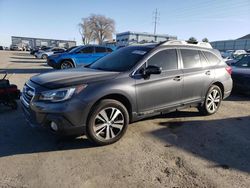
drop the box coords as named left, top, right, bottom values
left=0, top=0, right=250, bottom=46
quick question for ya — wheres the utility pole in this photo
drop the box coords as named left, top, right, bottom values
left=153, top=8, right=160, bottom=34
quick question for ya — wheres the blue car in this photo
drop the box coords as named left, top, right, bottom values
left=47, top=45, right=113, bottom=69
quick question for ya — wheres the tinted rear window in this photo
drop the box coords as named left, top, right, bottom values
left=204, top=51, right=220, bottom=65
left=181, top=49, right=201, bottom=68
left=95, top=47, right=107, bottom=53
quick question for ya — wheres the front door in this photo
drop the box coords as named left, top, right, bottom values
left=135, top=49, right=183, bottom=113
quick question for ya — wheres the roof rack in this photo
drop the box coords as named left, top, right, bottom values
left=161, top=40, right=212, bottom=49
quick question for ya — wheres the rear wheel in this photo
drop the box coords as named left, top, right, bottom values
left=198, top=85, right=222, bottom=115
left=60, top=60, right=74, bottom=69
left=86, top=99, right=129, bottom=145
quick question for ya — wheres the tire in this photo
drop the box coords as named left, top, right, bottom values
left=60, top=60, right=74, bottom=69
left=41, top=54, right=48, bottom=59
left=86, top=99, right=129, bottom=145
left=198, top=85, right=222, bottom=115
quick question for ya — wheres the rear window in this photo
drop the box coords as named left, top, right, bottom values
left=95, top=47, right=107, bottom=53
left=181, top=49, right=201, bottom=68
left=106, top=48, right=113, bottom=52
left=204, top=51, right=220, bottom=65
left=234, top=56, right=250, bottom=68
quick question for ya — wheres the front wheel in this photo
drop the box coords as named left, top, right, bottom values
left=198, top=85, right=222, bottom=115
left=41, top=54, right=48, bottom=59
left=60, top=60, right=74, bottom=69
left=86, top=99, right=129, bottom=145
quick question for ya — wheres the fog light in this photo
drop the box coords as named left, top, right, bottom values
left=50, top=121, right=58, bottom=131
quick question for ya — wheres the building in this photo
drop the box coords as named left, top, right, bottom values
left=11, top=36, right=76, bottom=49
left=116, top=31, right=177, bottom=47
left=211, top=34, right=250, bottom=51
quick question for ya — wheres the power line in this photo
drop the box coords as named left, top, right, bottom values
left=153, top=8, right=160, bottom=34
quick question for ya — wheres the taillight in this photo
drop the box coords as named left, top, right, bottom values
left=225, top=66, right=232, bottom=75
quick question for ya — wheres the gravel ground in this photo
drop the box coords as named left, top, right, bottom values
left=0, top=51, right=250, bottom=188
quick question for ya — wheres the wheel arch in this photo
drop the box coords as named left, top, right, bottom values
left=211, top=81, right=224, bottom=98
left=60, top=58, right=76, bottom=67
left=89, top=93, right=133, bottom=123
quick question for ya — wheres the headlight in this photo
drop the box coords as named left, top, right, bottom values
left=39, top=85, right=87, bottom=102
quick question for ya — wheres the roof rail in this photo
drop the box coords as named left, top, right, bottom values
left=161, top=40, right=212, bottom=49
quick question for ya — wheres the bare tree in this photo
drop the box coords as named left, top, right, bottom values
left=79, top=18, right=93, bottom=45
left=79, top=14, right=115, bottom=45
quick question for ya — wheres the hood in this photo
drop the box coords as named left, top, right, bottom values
left=31, top=68, right=120, bottom=89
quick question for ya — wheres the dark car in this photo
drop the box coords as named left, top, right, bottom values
left=30, top=46, right=51, bottom=55
left=21, top=41, right=232, bottom=145
left=47, top=45, right=113, bottom=69
left=0, top=46, right=3, bottom=50
left=231, top=54, right=250, bottom=94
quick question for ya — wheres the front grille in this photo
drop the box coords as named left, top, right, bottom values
left=21, top=83, right=35, bottom=108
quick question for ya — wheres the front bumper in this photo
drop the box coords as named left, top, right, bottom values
left=47, top=59, right=60, bottom=69
left=21, top=92, right=90, bottom=136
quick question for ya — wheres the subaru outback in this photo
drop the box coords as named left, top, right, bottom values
left=21, top=40, right=232, bottom=145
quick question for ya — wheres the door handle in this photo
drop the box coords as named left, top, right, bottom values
left=205, top=70, right=211, bottom=75
left=173, top=76, right=182, bottom=81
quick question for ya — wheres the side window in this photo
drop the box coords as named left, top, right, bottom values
left=147, top=49, right=178, bottom=70
left=106, top=48, right=113, bottom=52
left=95, top=47, right=107, bottom=53
left=79, top=47, right=94, bottom=53
left=204, top=51, right=220, bottom=65
left=181, top=49, right=201, bottom=68
left=199, top=51, right=209, bottom=66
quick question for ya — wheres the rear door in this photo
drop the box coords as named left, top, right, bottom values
left=135, top=49, right=183, bottom=113
left=179, top=49, right=215, bottom=103
left=74, top=46, right=95, bottom=66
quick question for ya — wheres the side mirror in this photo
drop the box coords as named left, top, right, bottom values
left=144, top=65, right=162, bottom=76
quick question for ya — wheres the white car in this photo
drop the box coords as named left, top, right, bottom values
left=233, top=50, right=246, bottom=56
left=35, top=47, right=66, bottom=59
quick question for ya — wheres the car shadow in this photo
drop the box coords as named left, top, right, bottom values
left=226, top=93, right=250, bottom=101
left=149, top=112, right=250, bottom=173
left=11, top=56, right=38, bottom=60
left=0, top=68, right=52, bottom=74
left=12, top=52, right=32, bottom=56
left=0, top=105, right=96, bottom=158
left=10, top=60, right=46, bottom=64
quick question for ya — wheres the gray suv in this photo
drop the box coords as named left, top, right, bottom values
left=21, top=41, right=233, bottom=145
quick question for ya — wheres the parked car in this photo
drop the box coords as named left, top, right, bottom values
left=47, top=45, right=113, bottom=69
left=35, top=47, right=66, bottom=59
left=30, top=46, right=51, bottom=55
left=10, top=45, right=22, bottom=51
left=21, top=40, right=232, bottom=145
left=225, top=53, right=250, bottom=66
left=0, top=46, right=3, bottom=50
left=233, top=50, right=246, bottom=56
left=231, top=54, right=250, bottom=94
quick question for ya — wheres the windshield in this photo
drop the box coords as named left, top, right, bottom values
left=234, top=55, right=250, bottom=68
left=89, top=46, right=153, bottom=72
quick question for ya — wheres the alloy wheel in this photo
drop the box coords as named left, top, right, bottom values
left=93, top=107, right=124, bottom=140
left=206, top=88, right=221, bottom=113
left=61, top=61, right=73, bottom=69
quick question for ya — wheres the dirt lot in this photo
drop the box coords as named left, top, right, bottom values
left=0, top=51, right=250, bottom=188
